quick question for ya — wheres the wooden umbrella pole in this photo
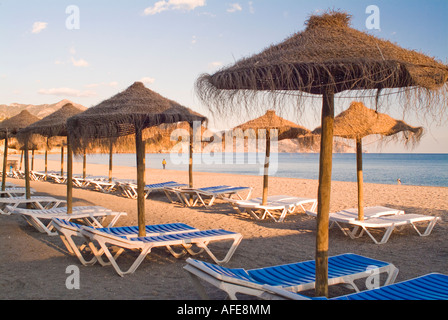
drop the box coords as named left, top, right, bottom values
left=44, top=149, right=48, bottom=180
left=109, top=141, right=113, bottom=183
left=262, top=129, right=270, bottom=206
left=83, top=150, right=87, bottom=179
left=2, top=131, right=8, bottom=191
left=356, top=138, right=364, bottom=221
left=67, top=137, right=73, bottom=214
left=315, top=88, right=335, bottom=298
left=24, top=142, right=31, bottom=209
left=19, top=150, right=23, bottom=171
left=61, top=146, right=64, bottom=176
left=31, top=150, right=34, bottom=171
left=189, top=123, right=194, bottom=188
left=135, top=129, right=146, bottom=237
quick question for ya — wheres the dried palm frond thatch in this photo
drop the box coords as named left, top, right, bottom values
left=196, top=10, right=448, bottom=117
left=313, top=101, right=424, bottom=144
left=67, top=82, right=207, bottom=154
left=17, top=103, right=85, bottom=140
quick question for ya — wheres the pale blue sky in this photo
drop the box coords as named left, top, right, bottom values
left=1, top=0, right=447, bottom=153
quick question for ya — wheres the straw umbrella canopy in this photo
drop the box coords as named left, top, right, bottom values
left=67, top=81, right=207, bottom=236
left=313, top=101, right=423, bottom=220
left=17, top=103, right=87, bottom=213
left=232, top=110, right=310, bottom=205
left=0, top=110, right=41, bottom=193
left=195, top=10, right=448, bottom=297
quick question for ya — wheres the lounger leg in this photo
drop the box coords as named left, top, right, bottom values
left=410, top=218, right=439, bottom=237
left=93, top=240, right=153, bottom=276
left=197, top=234, right=243, bottom=265
left=59, top=233, right=98, bottom=266
left=362, top=225, right=395, bottom=245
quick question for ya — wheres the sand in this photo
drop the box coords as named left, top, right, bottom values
left=0, top=155, right=447, bottom=300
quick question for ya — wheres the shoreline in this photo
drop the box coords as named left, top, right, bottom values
left=7, top=154, right=447, bottom=189
left=0, top=157, right=447, bottom=299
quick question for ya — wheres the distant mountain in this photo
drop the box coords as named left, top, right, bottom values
left=0, top=99, right=86, bottom=121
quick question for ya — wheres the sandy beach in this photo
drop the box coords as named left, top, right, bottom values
left=0, top=155, right=447, bottom=300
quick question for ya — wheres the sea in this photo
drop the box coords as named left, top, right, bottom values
left=39, top=152, right=448, bottom=188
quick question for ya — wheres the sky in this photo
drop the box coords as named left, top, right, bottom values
left=1, top=0, right=447, bottom=153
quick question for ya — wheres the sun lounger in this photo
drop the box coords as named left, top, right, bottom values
left=184, top=253, right=398, bottom=300
left=46, top=173, right=67, bottom=184
left=119, top=181, right=188, bottom=199
left=10, top=206, right=127, bottom=236
left=168, top=185, right=253, bottom=207
left=30, top=171, right=47, bottom=181
left=80, top=225, right=243, bottom=276
left=306, top=210, right=440, bottom=244
left=83, top=179, right=118, bottom=193
left=51, top=218, right=199, bottom=266
left=0, top=196, right=66, bottom=215
left=262, top=273, right=448, bottom=300
left=227, top=195, right=318, bottom=222
left=163, top=185, right=229, bottom=205
left=0, top=187, right=36, bottom=198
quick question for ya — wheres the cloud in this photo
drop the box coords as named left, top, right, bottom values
left=38, top=88, right=96, bottom=97
left=208, top=61, right=223, bottom=70
left=143, top=0, right=206, bottom=15
left=71, top=57, right=89, bottom=67
left=32, top=22, right=48, bottom=34
left=140, top=77, right=155, bottom=85
left=227, top=3, right=242, bottom=13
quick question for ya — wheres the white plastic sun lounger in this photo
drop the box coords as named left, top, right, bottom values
left=227, top=195, right=318, bottom=222
left=118, top=181, right=187, bottom=199
left=51, top=218, right=200, bottom=266
left=0, top=196, right=66, bottom=215
left=184, top=253, right=398, bottom=300
left=10, top=206, right=127, bottom=236
left=162, top=185, right=229, bottom=205
left=306, top=210, right=440, bottom=244
left=262, top=273, right=448, bottom=300
left=83, top=179, right=118, bottom=193
left=47, top=173, right=67, bottom=184
left=169, top=185, right=253, bottom=207
left=80, top=225, right=243, bottom=276
left=0, top=187, right=36, bottom=198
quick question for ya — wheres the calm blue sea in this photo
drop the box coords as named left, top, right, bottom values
left=40, top=153, right=448, bottom=188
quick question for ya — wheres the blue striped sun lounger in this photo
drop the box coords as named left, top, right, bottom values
left=262, top=273, right=448, bottom=300
left=184, top=253, right=399, bottom=300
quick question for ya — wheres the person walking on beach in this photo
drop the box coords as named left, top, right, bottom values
left=162, top=158, right=167, bottom=169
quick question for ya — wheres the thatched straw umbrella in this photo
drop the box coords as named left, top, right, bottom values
left=0, top=110, right=40, bottom=194
left=313, top=101, right=423, bottom=220
left=232, top=110, right=310, bottom=205
left=195, top=10, right=448, bottom=296
left=67, top=82, right=207, bottom=236
left=17, top=103, right=87, bottom=213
